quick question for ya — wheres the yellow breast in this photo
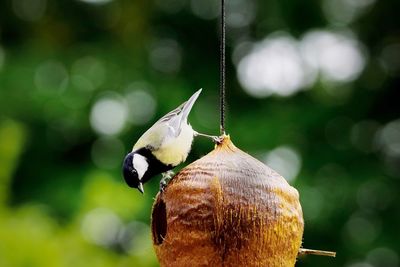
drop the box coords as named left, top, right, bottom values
left=153, top=123, right=194, bottom=166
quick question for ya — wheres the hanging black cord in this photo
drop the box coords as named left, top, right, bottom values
left=219, top=0, right=226, bottom=135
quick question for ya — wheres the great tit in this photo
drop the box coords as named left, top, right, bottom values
left=122, top=89, right=218, bottom=194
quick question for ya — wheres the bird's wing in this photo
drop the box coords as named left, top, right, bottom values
left=133, top=122, right=169, bottom=151
left=132, top=89, right=202, bottom=151
left=154, top=102, right=186, bottom=130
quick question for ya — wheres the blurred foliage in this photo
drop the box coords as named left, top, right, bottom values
left=0, top=0, right=399, bottom=266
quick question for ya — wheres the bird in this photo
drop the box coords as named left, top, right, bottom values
left=122, top=89, right=219, bottom=194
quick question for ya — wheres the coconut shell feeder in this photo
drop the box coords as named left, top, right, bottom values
left=151, top=136, right=335, bottom=266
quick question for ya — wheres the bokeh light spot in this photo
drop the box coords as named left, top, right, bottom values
left=350, top=120, right=380, bottom=153
left=345, top=214, right=381, bottom=246
left=90, top=94, right=128, bottom=136
left=81, top=208, right=122, bottom=247
left=190, top=0, right=219, bottom=20
left=301, top=30, right=366, bottom=83
left=61, top=75, right=94, bottom=109
left=149, top=39, right=182, bottom=74
left=380, top=43, right=400, bottom=76
left=12, top=0, right=46, bottom=22
left=367, top=247, right=399, bottom=267
left=226, top=0, right=256, bottom=28
left=357, top=180, right=394, bottom=212
left=238, top=34, right=311, bottom=97
left=34, top=61, right=69, bottom=92
left=322, top=0, right=375, bottom=25
left=264, top=145, right=302, bottom=182
left=125, top=83, right=157, bottom=125
left=376, top=118, right=400, bottom=158
left=71, top=56, right=106, bottom=89
left=118, top=221, right=152, bottom=256
left=237, top=30, right=367, bottom=98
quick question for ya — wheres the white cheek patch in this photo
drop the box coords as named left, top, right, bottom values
left=132, top=154, right=149, bottom=180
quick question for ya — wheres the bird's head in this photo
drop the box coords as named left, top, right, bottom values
left=122, top=152, right=147, bottom=193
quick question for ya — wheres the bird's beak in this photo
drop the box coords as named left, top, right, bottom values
left=137, top=183, right=144, bottom=194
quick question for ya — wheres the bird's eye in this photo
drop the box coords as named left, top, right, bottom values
left=131, top=169, right=137, bottom=174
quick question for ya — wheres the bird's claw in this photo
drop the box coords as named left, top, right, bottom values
left=159, top=180, right=167, bottom=193
left=160, top=170, right=174, bottom=193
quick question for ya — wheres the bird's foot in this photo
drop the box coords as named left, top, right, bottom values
left=194, top=131, right=223, bottom=144
left=160, top=170, right=175, bottom=193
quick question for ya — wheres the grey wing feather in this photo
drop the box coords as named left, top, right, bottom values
left=133, top=89, right=201, bottom=151
left=155, top=101, right=187, bottom=125
left=153, top=89, right=201, bottom=137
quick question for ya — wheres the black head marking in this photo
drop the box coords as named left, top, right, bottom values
left=122, top=148, right=175, bottom=193
left=122, top=152, right=140, bottom=188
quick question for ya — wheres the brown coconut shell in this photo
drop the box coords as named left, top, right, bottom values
left=151, top=136, right=304, bottom=267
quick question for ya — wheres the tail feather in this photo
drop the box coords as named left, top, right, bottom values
left=180, top=88, right=202, bottom=123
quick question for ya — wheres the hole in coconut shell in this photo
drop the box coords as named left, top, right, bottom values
left=152, top=198, right=167, bottom=245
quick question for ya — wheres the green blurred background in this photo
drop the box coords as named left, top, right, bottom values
left=0, top=0, right=399, bottom=266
